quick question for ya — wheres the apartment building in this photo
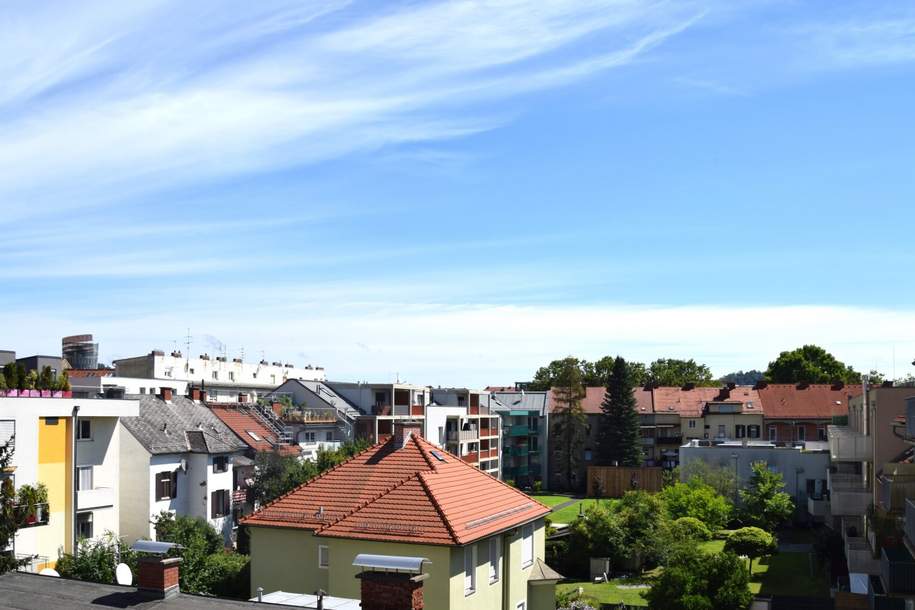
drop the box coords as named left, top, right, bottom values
left=491, top=390, right=549, bottom=488
left=243, top=422, right=558, bottom=610
left=428, top=388, right=501, bottom=478
left=269, top=378, right=364, bottom=443
left=825, top=386, right=914, bottom=577
left=327, top=381, right=430, bottom=443
left=113, top=350, right=324, bottom=403
left=0, top=395, right=138, bottom=571
left=118, top=389, right=247, bottom=545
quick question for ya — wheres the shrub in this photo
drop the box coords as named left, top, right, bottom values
left=671, top=516, right=712, bottom=541
left=659, top=481, right=732, bottom=531
left=202, top=552, right=250, bottom=599
left=644, top=548, right=752, bottom=610
left=724, top=526, right=777, bottom=575
left=56, top=533, right=137, bottom=584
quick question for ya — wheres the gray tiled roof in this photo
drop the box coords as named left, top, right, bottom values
left=120, top=395, right=247, bottom=455
left=491, top=391, right=548, bottom=416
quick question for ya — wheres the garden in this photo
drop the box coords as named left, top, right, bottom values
left=550, top=462, right=830, bottom=609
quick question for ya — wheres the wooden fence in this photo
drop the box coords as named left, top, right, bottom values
left=586, top=466, right=664, bottom=497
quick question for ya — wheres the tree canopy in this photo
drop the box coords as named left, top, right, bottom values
left=646, top=358, right=716, bottom=387
left=764, top=344, right=861, bottom=384
left=596, top=356, right=642, bottom=467
left=738, top=461, right=795, bottom=532
left=644, top=548, right=752, bottom=610
left=529, top=355, right=715, bottom=390
left=659, top=480, right=732, bottom=531
left=0, top=437, right=21, bottom=574
left=724, top=527, right=777, bottom=575
left=551, top=359, right=587, bottom=491
left=719, top=369, right=765, bottom=386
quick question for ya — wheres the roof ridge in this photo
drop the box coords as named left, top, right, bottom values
left=416, top=470, right=460, bottom=545
left=315, top=472, right=423, bottom=534
left=411, top=433, right=438, bottom=472
left=247, top=438, right=388, bottom=519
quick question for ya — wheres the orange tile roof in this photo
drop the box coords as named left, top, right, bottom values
left=241, top=434, right=549, bottom=546
left=548, top=387, right=653, bottom=415
left=651, top=386, right=724, bottom=417
left=208, top=405, right=299, bottom=456
left=756, top=383, right=862, bottom=419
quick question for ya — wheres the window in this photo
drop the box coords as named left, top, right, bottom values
left=325, top=431, right=333, bottom=442
left=458, top=395, right=467, bottom=407
left=464, top=544, right=476, bottom=595
left=211, top=489, right=230, bottom=518
left=688, top=420, right=696, bottom=429
left=318, top=545, right=329, bottom=569
left=228, top=372, right=235, bottom=381
left=76, top=466, right=93, bottom=491
left=213, top=456, right=229, bottom=473
left=735, top=425, right=746, bottom=439
left=488, top=537, right=501, bottom=583
left=77, top=419, right=92, bottom=440
left=748, top=425, right=760, bottom=439
left=796, top=426, right=806, bottom=441
left=139, top=388, right=146, bottom=395
left=155, top=471, right=177, bottom=501
left=76, top=512, right=93, bottom=540
left=375, top=391, right=386, bottom=406
left=304, top=432, right=316, bottom=443
left=768, top=426, right=777, bottom=441
left=584, top=449, right=592, bottom=462
left=529, top=436, right=538, bottom=451
left=212, top=371, right=218, bottom=380
left=270, top=374, right=276, bottom=384
left=189, top=368, right=195, bottom=375
left=818, top=426, right=827, bottom=441
left=521, top=523, right=534, bottom=568
left=717, top=424, right=726, bottom=438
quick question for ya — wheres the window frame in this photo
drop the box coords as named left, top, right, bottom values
left=76, top=466, right=93, bottom=491
left=488, top=537, right=501, bottom=584
left=155, top=470, right=177, bottom=501
left=210, top=489, right=230, bottom=519
left=318, top=545, right=329, bottom=569
left=76, top=419, right=92, bottom=441
left=464, top=544, right=476, bottom=596
left=213, top=455, right=229, bottom=473
left=521, top=523, right=534, bottom=569
left=76, top=511, right=93, bottom=540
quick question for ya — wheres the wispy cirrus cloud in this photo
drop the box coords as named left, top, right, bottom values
left=0, top=0, right=704, bottom=221
left=791, top=10, right=915, bottom=69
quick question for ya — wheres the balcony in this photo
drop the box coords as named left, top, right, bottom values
left=828, top=425, right=872, bottom=462
left=846, top=533, right=881, bottom=575
left=17, top=503, right=49, bottom=528
left=807, top=496, right=829, bottom=518
left=655, top=433, right=683, bottom=445
left=77, top=487, right=114, bottom=510
left=831, top=488, right=872, bottom=516
left=881, top=546, right=915, bottom=594
left=447, top=429, right=479, bottom=443
left=878, top=473, right=915, bottom=513
left=461, top=452, right=479, bottom=464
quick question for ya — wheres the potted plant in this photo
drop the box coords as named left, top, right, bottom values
left=17, top=483, right=48, bottom=525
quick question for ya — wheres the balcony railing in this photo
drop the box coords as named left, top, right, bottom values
left=828, top=425, right=872, bottom=461
left=807, top=496, right=829, bottom=518
left=461, top=452, right=479, bottom=464
left=77, top=487, right=114, bottom=510
left=447, top=429, right=479, bottom=442
left=878, top=474, right=915, bottom=513
left=17, top=503, right=49, bottom=528
left=846, top=534, right=881, bottom=575
left=881, top=546, right=915, bottom=594
left=831, top=488, right=872, bottom=516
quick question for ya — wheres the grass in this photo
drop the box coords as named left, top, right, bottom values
left=548, top=498, right=619, bottom=524
left=530, top=493, right=575, bottom=508
left=557, top=578, right=650, bottom=607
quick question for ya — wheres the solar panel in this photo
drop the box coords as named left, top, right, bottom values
left=430, top=450, right=446, bottom=462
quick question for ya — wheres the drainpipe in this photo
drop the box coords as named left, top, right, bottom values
left=72, top=405, right=80, bottom=557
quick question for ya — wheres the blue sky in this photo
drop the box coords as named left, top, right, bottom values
left=3, top=0, right=915, bottom=387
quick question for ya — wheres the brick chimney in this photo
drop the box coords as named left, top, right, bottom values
left=137, top=556, right=182, bottom=599
left=190, top=388, right=201, bottom=402
left=159, top=387, right=173, bottom=402
left=393, top=421, right=423, bottom=448
left=359, top=571, right=425, bottom=610
left=238, top=392, right=247, bottom=403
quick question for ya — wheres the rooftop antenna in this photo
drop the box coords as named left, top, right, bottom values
left=184, top=328, right=193, bottom=372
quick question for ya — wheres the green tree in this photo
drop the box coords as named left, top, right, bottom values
left=615, top=490, right=667, bottom=569
left=530, top=356, right=589, bottom=391
left=567, top=503, right=625, bottom=576
left=0, top=436, right=24, bottom=574
left=866, top=370, right=886, bottom=385
left=153, top=512, right=228, bottom=595
left=201, top=551, right=250, bottom=599
left=724, top=526, right=777, bottom=576
left=594, top=356, right=647, bottom=388
left=681, top=460, right=738, bottom=501
left=551, top=359, right=587, bottom=490
left=36, top=366, right=55, bottom=391
left=669, top=516, right=712, bottom=541
left=738, top=461, right=794, bottom=531
left=719, top=370, right=765, bottom=386
left=596, top=356, right=642, bottom=467
left=23, top=370, right=37, bottom=390
left=647, top=358, right=716, bottom=387
left=764, top=344, right=861, bottom=384
left=1, top=364, right=16, bottom=391
left=0, top=372, right=6, bottom=391
left=56, top=533, right=138, bottom=583
left=660, top=481, right=732, bottom=531
left=644, top=548, right=752, bottom=610
left=249, top=450, right=319, bottom=506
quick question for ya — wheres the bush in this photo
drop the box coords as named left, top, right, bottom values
left=659, top=481, right=732, bottom=531
left=724, top=526, right=777, bottom=575
left=201, top=552, right=250, bottom=599
left=556, top=588, right=599, bottom=610
left=56, top=533, right=137, bottom=584
left=644, top=548, right=752, bottom=610
left=671, top=516, right=712, bottom=541
left=532, top=480, right=542, bottom=493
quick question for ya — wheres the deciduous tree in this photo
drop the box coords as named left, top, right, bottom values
left=724, top=527, right=777, bottom=576
left=647, top=358, right=716, bottom=387
left=765, top=344, right=860, bottom=384
left=738, top=461, right=794, bottom=531
left=644, top=548, right=752, bottom=610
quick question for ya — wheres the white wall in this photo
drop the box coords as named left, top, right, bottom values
left=117, top=424, right=151, bottom=544
left=424, top=406, right=466, bottom=447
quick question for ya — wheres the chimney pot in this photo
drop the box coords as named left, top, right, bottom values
left=160, top=387, right=173, bottom=402
left=137, top=556, right=182, bottom=599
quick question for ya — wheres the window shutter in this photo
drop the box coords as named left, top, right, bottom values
left=155, top=473, right=163, bottom=501
left=172, top=471, right=178, bottom=499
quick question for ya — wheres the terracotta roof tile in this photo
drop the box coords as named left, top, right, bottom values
left=548, top=387, right=653, bottom=415
left=756, top=383, right=862, bottom=419
left=241, top=434, right=549, bottom=546
left=208, top=405, right=299, bottom=456
left=651, top=386, right=724, bottom=417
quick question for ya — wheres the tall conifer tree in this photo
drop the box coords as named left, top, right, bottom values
left=597, top=356, right=643, bottom=466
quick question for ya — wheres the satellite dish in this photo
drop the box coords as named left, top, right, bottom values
left=39, top=568, right=59, bottom=577
left=115, top=563, right=132, bottom=586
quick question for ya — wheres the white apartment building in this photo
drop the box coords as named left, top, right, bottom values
left=117, top=390, right=247, bottom=545
left=428, top=388, right=501, bottom=478
left=113, top=350, right=325, bottom=402
left=327, top=381, right=431, bottom=442
left=0, top=395, right=138, bottom=571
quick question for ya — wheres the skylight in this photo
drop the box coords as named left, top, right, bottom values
left=247, top=431, right=261, bottom=441
left=430, top=450, right=447, bottom=462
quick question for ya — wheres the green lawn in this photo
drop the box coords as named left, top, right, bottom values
left=530, top=493, right=575, bottom=508
left=557, top=578, right=650, bottom=607
left=548, top=498, right=618, bottom=524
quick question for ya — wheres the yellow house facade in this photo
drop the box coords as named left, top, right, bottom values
left=243, top=423, right=560, bottom=610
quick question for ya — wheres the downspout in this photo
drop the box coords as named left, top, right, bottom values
left=72, top=405, right=80, bottom=557
left=502, top=532, right=511, bottom=610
